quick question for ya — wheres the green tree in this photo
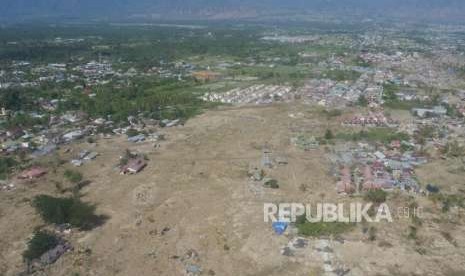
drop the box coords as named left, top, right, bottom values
left=357, top=95, right=368, bottom=107
left=364, top=190, right=388, bottom=204
left=325, top=129, right=334, bottom=140
left=32, top=195, right=103, bottom=230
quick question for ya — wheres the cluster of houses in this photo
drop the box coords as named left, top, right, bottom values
left=297, top=77, right=385, bottom=108
left=359, top=51, right=415, bottom=65
left=329, top=142, right=427, bottom=195
left=0, top=56, right=196, bottom=90
left=342, top=112, right=399, bottom=127
left=0, top=102, right=180, bottom=159
left=202, top=84, right=293, bottom=105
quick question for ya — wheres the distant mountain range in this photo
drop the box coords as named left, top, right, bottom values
left=3, top=0, right=465, bottom=23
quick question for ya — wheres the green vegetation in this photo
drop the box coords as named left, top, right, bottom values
left=357, top=95, right=368, bottom=107
left=23, top=230, right=59, bottom=261
left=264, top=179, right=279, bottom=189
left=32, top=195, right=103, bottom=230
left=408, top=225, right=418, bottom=240
left=322, top=69, right=361, bottom=82
left=321, top=109, right=343, bottom=119
left=429, top=193, right=465, bottom=212
left=442, top=141, right=465, bottom=158
left=382, top=84, right=425, bottom=110
left=57, top=79, right=214, bottom=123
left=324, top=129, right=334, bottom=140
left=64, top=169, right=83, bottom=184
left=336, top=129, right=409, bottom=144
left=119, top=149, right=134, bottom=167
left=295, top=215, right=355, bottom=237
left=414, top=125, right=435, bottom=145
left=364, top=190, right=388, bottom=204
left=0, top=157, right=17, bottom=179
left=126, top=129, right=140, bottom=138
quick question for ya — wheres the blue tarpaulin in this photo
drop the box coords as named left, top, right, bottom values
left=272, top=221, right=288, bottom=235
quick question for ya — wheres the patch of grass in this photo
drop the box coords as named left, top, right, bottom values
left=408, top=225, right=418, bottom=240
left=321, top=109, right=343, bottom=119
left=322, top=69, right=361, bottom=82
left=336, top=129, right=410, bottom=144
left=295, top=215, right=355, bottom=237
left=126, top=128, right=140, bottom=138
left=64, top=169, right=83, bottom=184
left=429, top=193, right=465, bottom=212
left=23, top=230, right=59, bottom=261
left=382, top=83, right=427, bottom=110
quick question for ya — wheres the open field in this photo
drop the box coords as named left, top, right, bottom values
left=1, top=103, right=465, bottom=276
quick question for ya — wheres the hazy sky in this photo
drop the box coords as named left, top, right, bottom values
left=2, top=0, right=465, bottom=22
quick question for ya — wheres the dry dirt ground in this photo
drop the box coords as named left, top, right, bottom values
left=1, top=103, right=465, bottom=276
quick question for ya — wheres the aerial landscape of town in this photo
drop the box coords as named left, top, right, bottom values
left=1, top=1, right=465, bottom=276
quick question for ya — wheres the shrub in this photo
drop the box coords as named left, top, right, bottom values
left=408, top=226, right=417, bottom=240
left=425, top=184, right=439, bottom=194
left=324, top=129, right=334, bottom=140
left=119, top=149, right=134, bottom=166
left=64, top=169, right=83, bottom=184
left=357, top=95, right=368, bottom=107
left=364, top=190, right=388, bottom=204
left=23, top=230, right=59, bottom=261
left=264, top=179, right=279, bottom=189
left=429, top=193, right=465, bottom=212
left=442, top=141, right=465, bottom=158
left=0, top=157, right=17, bottom=179
left=32, top=195, right=103, bottom=230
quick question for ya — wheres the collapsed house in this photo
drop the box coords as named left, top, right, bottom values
left=18, top=167, right=47, bottom=180
left=39, top=242, right=73, bottom=266
left=28, top=241, right=73, bottom=272
left=121, top=157, right=147, bottom=175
